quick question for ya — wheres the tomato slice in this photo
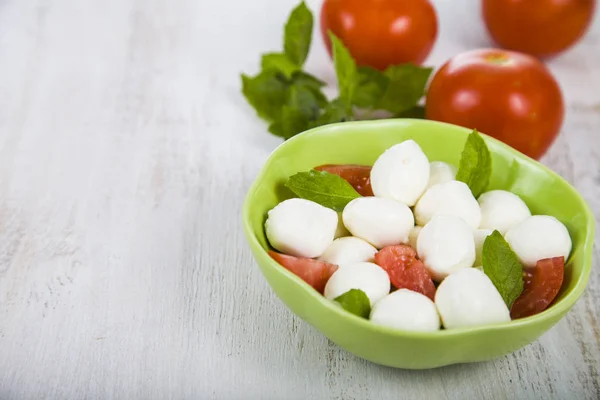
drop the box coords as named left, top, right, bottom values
left=314, top=164, right=374, bottom=196
left=268, top=251, right=338, bottom=294
left=374, top=245, right=436, bottom=300
left=510, top=256, right=565, bottom=319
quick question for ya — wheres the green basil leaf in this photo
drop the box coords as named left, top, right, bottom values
left=334, top=289, right=371, bottom=318
left=456, top=129, right=492, bottom=197
left=261, top=52, right=300, bottom=78
left=377, top=64, right=433, bottom=114
left=291, top=71, right=326, bottom=89
left=268, top=106, right=311, bottom=140
left=353, top=66, right=388, bottom=109
left=311, top=98, right=350, bottom=128
left=482, top=230, right=524, bottom=308
left=284, top=2, right=313, bottom=66
left=241, top=71, right=289, bottom=122
left=267, top=80, right=328, bottom=140
left=288, top=81, right=327, bottom=113
left=328, top=32, right=358, bottom=112
left=285, top=170, right=361, bottom=211
left=282, top=105, right=311, bottom=139
left=268, top=120, right=284, bottom=137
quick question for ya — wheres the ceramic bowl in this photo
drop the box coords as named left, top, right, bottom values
left=242, top=119, right=595, bottom=369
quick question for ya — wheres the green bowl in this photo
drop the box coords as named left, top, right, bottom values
left=242, top=119, right=595, bottom=369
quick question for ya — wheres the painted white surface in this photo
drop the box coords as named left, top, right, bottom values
left=0, top=0, right=598, bottom=398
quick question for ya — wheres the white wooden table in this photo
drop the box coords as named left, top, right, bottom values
left=0, top=0, right=598, bottom=398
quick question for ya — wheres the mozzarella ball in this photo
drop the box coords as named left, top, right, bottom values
left=334, top=212, right=351, bottom=238
left=370, top=140, right=430, bottom=206
left=370, top=289, right=441, bottom=332
left=435, top=268, right=511, bottom=329
left=408, top=226, right=422, bottom=250
left=343, top=197, right=414, bottom=249
left=324, top=262, right=390, bottom=306
left=414, top=180, right=481, bottom=229
left=474, top=229, right=493, bottom=267
left=427, top=161, right=457, bottom=189
left=417, top=216, right=476, bottom=281
left=504, top=215, right=572, bottom=267
left=265, top=198, right=338, bottom=258
left=320, top=237, right=378, bottom=266
left=478, top=190, right=531, bottom=235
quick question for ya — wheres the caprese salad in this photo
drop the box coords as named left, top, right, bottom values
left=264, top=130, right=571, bottom=332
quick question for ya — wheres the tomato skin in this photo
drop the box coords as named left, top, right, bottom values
left=511, top=256, right=565, bottom=319
left=314, top=164, right=374, bottom=196
left=268, top=251, right=338, bottom=294
left=374, top=245, right=436, bottom=301
left=425, top=49, right=564, bottom=160
left=483, top=0, right=596, bottom=58
left=320, top=0, right=438, bottom=70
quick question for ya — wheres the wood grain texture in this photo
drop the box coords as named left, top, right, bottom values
left=0, top=0, right=598, bottom=398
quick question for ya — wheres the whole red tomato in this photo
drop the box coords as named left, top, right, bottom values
left=483, top=0, right=596, bottom=58
left=320, top=0, right=438, bottom=70
left=425, top=49, right=564, bottom=159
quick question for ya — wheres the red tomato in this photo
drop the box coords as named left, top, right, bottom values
left=425, top=49, right=564, bottom=160
left=374, top=245, right=436, bottom=300
left=314, top=164, right=374, bottom=196
left=319, top=0, right=438, bottom=70
left=268, top=251, right=338, bottom=294
left=511, top=256, right=565, bottom=319
left=483, top=0, right=596, bottom=58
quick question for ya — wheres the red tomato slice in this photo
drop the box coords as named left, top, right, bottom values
left=314, top=164, right=374, bottom=196
left=268, top=251, right=338, bottom=294
left=510, top=256, right=565, bottom=319
left=374, top=245, right=436, bottom=301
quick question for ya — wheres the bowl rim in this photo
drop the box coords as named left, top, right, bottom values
left=242, top=118, right=596, bottom=338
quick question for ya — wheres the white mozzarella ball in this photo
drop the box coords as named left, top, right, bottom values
left=334, top=212, right=351, bottom=238
left=408, top=226, right=422, bottom=250
left=504, top=215, right=572, bottom=267
left=414, top=180, right=481, bottom=229
left=427, top=161, right=457, bottom=189
left=473, top=229, right=493, bottom=267
left=265, top=198, right=338, bottom=258
left=478, top=190, right=531, bottom=235
left=435, top=268, right=511, bottom=329
left=370, top=140, right=430, bottom=206
left=370, top=289, right=441, bottom=332
left=343, top=197, right=414, bottom=249
left=320, top=237, right=378, bottom=266
left=324, top=262, right=390, bottom=306
left=417, top=216, right=476, bottom=281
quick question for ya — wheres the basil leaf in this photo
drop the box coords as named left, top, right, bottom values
left=291, top=71, right=326, bottom=89
left=328, top=32, right=358, bottom=112
left=285, top=170, right=361, bottom=211
left=311, top=98, right=350, bottom=127
left=287, top=85, right=320, bottom=118
left=378, top=64, right=433, bottom=114
left=456, top=129, right=492, bottom=197
left=334, top=289, right=371, bottom=318
left=241, top=71, right=289, bottom=122
left=353, top=66, right=388, bottom=109
left=282, top=105, right=311, bottom=139
left=268, top=84, right=324, bottom=139
left=268, top=107, right=309, bottom=140
left=284, top=1, right=313, bottom=66
left=482, top=230, right=524, bottom=309
left=261, top=52, right=300, bottom=78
